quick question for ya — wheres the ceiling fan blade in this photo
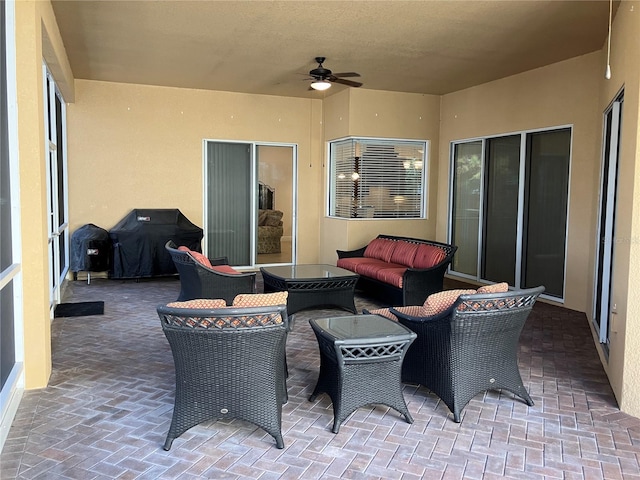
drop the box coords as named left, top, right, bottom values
left=331, top=72, right=361, bottom=78
left=331, top=77, right=363, bottom=88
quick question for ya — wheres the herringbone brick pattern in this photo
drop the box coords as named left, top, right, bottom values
left=1, top=276, right=640, bottom=479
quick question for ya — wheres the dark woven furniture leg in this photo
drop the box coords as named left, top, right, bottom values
left=285, top=279, right=358, bottom=315
left=394, top=286, right=543, bottom=422
left=158, top=305, right=289, bottom=449
left=261, top=265, right=359, bottom=315
left=309, top=317, right=415, bottom=433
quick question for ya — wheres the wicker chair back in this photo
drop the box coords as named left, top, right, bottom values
left=157, top=303, right=289, bottom=449
left=394, top=286, right=544, bottom=422
left=165, top=240, right=256, bottom=303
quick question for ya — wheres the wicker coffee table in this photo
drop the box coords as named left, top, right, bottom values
left=260, top=264, right=359, bottom=315
left=308, top=314, right=417, bottom=433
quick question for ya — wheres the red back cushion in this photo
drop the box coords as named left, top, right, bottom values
left=390, top=241, right=419, bottom=266
left=363, top=238, right=397, bottom=262
left=412, top=244, right=447, bottom=269
left=211, top=265, right=241, bottom=275
left=189, top=250, right=213, bottom=269
left=177, top=246, right=213, bottom=269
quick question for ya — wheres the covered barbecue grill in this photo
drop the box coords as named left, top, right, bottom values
left=109, top=209, right=203, bottom=279
left=70, top=223, right=112, bottom=281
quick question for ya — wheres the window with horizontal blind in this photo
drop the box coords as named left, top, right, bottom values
left=328, top=137, right=427, bottom=219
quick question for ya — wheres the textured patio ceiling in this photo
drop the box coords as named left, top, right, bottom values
left=51, top=0, right=618, bottom=98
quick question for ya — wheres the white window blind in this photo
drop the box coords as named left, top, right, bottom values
left=329, top=137, right=427, bottom=219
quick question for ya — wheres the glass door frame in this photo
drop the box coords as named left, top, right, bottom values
left=43, top=63, right=69, bottom=313
left=593, top=89, right=623, bottom=348
left=448, top=125, right=572, bottom=302
left=203, top=139, right=297, bottom=268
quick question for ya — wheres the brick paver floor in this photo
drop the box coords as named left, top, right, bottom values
left=1, top=275, right=639, bottom=479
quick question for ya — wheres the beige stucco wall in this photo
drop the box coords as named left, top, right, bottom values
left=15, top=0, right=640, bottom=421
left=600, top=0, right=640, bottom=416
left=319, top=88, right=441, bottom=263
left=67, top=80, right=323, bottom=265
left=15, top=0, right=74, bottom=388
left=439, top=52, right=603, bottom=313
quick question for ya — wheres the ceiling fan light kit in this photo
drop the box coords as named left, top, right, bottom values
left=310, top=80, right=332, bottom=91
left=308, top=56, right=363, bottom=91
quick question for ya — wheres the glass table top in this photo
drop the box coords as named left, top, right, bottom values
left=260, top=264, right=358, bottom=281
left=310, top=315, right=414, bottom=341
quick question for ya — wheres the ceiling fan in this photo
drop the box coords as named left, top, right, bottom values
left=308, top=57, right=362, bottom=91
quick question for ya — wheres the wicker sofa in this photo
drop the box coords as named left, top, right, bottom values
left=336, top=234, right=457, bottom=306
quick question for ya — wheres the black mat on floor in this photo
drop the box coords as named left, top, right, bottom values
left=54, top=301, right=104, bottom=318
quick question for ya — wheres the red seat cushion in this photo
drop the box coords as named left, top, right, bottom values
left=476, top=282, right=509, bottom=293
left=369, top=305, right=426, bottom=321
left=338, top=257, right=391, bottom=274
left=166, top=298, right=228, bottom=309
left=412, top=244, right=447, bottom=269
left=357, top=261, right=404, bottom=279
left=374, top=267, right=407, bottom=288
left=232, top=291, right=288, bottom=307
left=337, top=257, right=378, bottom=272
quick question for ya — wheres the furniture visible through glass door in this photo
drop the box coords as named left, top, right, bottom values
left=204, top=141, right=296, bottom=267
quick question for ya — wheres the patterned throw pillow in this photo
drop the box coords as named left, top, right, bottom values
left=476, top=282, right=509, bottom=294
left=232, top=291, right=289, bottom=307
left=264, top=211, right=283, bottom=226
left=166, top=298, right=228, bottom=309
left=422, top=289, right=477, bottom=317
left=367, top=305, right=426, bottom=322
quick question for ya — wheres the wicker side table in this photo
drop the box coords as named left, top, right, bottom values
left=308, top=315, right=417, bottom=433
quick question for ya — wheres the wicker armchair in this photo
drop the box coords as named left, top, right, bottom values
left=166, top=240, right=256, bottom=304
left=157, top=303, right=290, bottom=449
left=391, top=286, right=544, bottom=422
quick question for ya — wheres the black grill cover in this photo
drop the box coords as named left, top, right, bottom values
left=109, top=209, right=203, bottom=279
left=70, top=224, right=111, bottom=273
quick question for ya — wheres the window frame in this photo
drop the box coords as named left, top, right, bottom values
left=327, top=136, right=428, bottom=220
left=0, top=0, right=25, bottom=453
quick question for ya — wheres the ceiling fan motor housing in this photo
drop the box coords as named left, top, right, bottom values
left=310, top=67, right=332, bottom=80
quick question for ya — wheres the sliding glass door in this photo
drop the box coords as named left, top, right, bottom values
left=44, top=65, right=68, bottom=310
left=594, top=91, right=623, bottom=347
left=205, top=142, right=252, bottom=265
left=522, top=130, right=570, bottom=294
left=449, top=127, right=571, bottom=299
left=204, top=141, right=295, bottom=267
left=482, top=135, right=520, bottom=285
